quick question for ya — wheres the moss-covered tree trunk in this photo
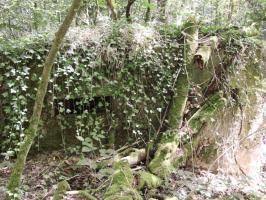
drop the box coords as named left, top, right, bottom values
left=6, top=0, right=82, bottom=199
left=147, top=18, right=199, bottom=177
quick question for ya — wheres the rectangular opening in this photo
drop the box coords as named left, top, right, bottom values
left=54, top=96, right=111, bottom=115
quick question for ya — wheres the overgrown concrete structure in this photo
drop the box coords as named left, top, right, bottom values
left=0, top=18, right=265, bottom=199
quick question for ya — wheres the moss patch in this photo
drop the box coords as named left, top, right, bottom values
left=168, top=73, right=189, bottom=129
left=104, top=161, right=142, bottom=200
left=148, top=140, right=182, bottom=178
left=52, top=180, right=70, bottom=200
left=188, top=92, right=227, bottom=133
left=137, top=171, right=162, bottom=189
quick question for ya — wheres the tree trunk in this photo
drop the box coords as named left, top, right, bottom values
left=148, top=18, right=199, bottom=177
left=228, top=0, right=235, bottom=22
left=157, top=0, right=167, bottom=22
left=126, top=0, right=136, bottom=22
left=214, top=0, right=220, bottom=25
left=33, top=2, right=38, bottom=31
left=94, top=0, right=99, bottom=25
left=145, top=0, right=151, bottom=22
left=6, top=0, right=82, bottom=199
left=106, top=0, right=117, bottom=20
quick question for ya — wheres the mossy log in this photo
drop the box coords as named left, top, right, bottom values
left=148, top=133, right=182, bottom=177
left=168, top=73, right=189, bottom=129
left=182, top=17, right=199, bottom=61
left=168, top=17, right=199, bottom=131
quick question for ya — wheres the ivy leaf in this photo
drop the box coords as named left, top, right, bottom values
left=76, top=135, right=84, bottom=142
left=77, top=158, right=96, bottom=169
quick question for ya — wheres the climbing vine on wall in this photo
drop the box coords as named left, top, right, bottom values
left=0, top=21, right=263, bottom=157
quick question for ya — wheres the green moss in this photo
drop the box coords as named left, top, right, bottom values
left=179, top=92, right=227, bottom=164
left=181, top=17, right=198, bottom=35
left=184, top=17, right=199, bottom=64
left=188, top=92, right=227, bottom=132
left=168, top=73, right=189, bottom=129
left=96, top=159, right=113, bottom=170
left=137, top=171, right=162, bottom=189
left=112, top=161, right=134, bottom=185
left=149, top=19, right=199, bottom=178
left=148, top=141, right=182, bottom=178
left=104, top=161, right=142, bottom=200
left=151, top=92, right=227, bottom=178
left=248, top=193, right=262, bottom=200
left=6, top=131, right=37, bottom=199
left=52, top=180, right=70, bottom=200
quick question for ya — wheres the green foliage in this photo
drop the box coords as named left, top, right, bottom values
left=0, top=35, right=48, bottom=156
left=245, top=0, right=266, bottom=26
left=0, top=21, right=184, bottom=156
left=0, top=0, right=72, bottom=38
left=0, top=21, right=263, bottom=160
left=1, top=0, right=265, bottom=40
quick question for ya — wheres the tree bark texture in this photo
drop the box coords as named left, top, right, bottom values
left=106, top=0, right=117, bottom=20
